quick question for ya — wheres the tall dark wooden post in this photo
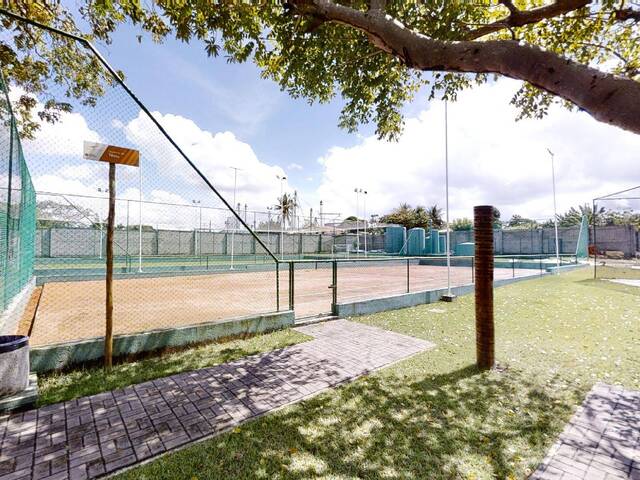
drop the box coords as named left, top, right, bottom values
left=105, top=163, right=116, bottom=370
left=474, top=205, right=494, bottom=369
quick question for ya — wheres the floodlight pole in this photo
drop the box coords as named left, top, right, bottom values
left=548, top=149, right=561, bottom=273
left=126, top=199, right=130, bottom=260
left=354, top=188, right=361, bottom=255
left=277, top=175, right=287, bottom=259
left=97, top=187, right=107, bottom=259
left=444, top=100, right=453, bottom=299
left=191, top=200, right=202, bottom=259
left=138, top=164, right=142, bottom=272
left=230, top=167, right=241, bottom=270
left=363, top=190, right=368, bottom=257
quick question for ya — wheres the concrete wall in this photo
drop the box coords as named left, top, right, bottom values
left=35, top=224, right=638, bottom=259
left=35, top=228, right=383, bottom=258
left=450, top=225, right=638, bottom=257
left=30, top=310, right=295, bottom=373
left=335, top=273, right=546, bottom=317
left=592, top=224, right=638, bottom=257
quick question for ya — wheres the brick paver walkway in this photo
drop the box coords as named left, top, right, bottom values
left=0, top=319, right=432, bottom=480
left=532, top=383, right=640, bottom=480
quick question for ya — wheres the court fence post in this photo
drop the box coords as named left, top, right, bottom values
left=276, top=262, right=280, bottom=311
left=539, top=256, right=542, bottom=275
left=331, top=260, right=337, bottom=314
left=289, top=261, right=295, bottom=311
left=512, top=257, right=515, bottom=278
left=406, top=258, right=410, bottom=293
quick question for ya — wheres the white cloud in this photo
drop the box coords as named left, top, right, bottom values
left=122, top=110, right=289, bottom=212
left=12, top=88, right=101, bottom=159
left=288, top=162, right=304, bottom=171
left=314, top=79, right=640, bottom=221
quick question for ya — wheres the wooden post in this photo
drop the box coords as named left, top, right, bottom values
left=474, top=205, right=494, bottom=370
left=105, top=163, right=116, bottom=370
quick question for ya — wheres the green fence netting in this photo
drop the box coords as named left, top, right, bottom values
left=0, top=72, right=36, bottom=312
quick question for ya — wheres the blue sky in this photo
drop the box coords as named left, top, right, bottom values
left=100, top=23, right=369, bottom=192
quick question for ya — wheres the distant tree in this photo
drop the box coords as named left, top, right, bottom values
left=37, top=200, right=99, bottom=228
left=451, top=217, right=472, bottom=231
left=380, top=203, right=415, bottom=229
left=426, top=205, right=443, bottom=229
left=557, top=203, right=604, bottom=227
left=506, top=214, right=539, bottom=229
left=381, top=203, right=444, bottom=230
left=274, top=193, right=298, bottom=230
left=344, top=215, right=358, bottom=222
left=492, top=207, right=502, bottom=229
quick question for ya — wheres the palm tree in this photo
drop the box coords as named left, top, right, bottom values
left=274, top=192, right=298, bottom=230
left=427, top=204, right=443, bottom=229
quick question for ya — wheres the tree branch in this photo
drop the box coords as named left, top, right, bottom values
left=289, top=0, right=640, bottom=135
left=465, top=0, right=591, bottom=40
left=614, top=7, right=640, bottom=22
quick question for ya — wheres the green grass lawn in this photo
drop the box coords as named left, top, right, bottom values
left=37, top=329, right=310, bottom=406
left=112, top=269, right=639, bottom=480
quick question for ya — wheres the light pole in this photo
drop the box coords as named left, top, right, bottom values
left=442, top=99, right=455, bottom=302
left=192, top=200, right=202, bottom=259
left=277, top=175, right=287, bottom=259
left=97, top=187, right=108, bottom=259
left=126, top=199, right=130, bottom=262
left=267, top=206, right=273, bottom=245
left=229, top=167, right=242, bottom=270
left=547, top=148, right=561, bottom=273
left=363, top=190, right=368, bottom=257
left=138, top=163, right=143, bottom=272
left=354, top=188, right=362, bottom=255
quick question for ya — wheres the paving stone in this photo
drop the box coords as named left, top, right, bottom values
left=0, top=319, right=432, bottom=479
left=534, top=383, right=639, bottom=480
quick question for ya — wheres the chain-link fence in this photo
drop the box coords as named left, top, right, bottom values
left=1, top=14, right=285, bottom=347
left=593, top=187, right=640, bottom=281
left=282, top=254, right=570, bottom=319
left=0, top=71, right=36, bottom=326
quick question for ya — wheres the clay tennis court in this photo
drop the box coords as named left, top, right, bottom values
left=27, top=263, right=539, bottom=346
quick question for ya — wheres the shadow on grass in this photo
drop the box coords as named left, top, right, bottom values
left=119, top=364, right=583, bottom=480
left=38, top=335, right=307, bottom=406
left=577, top=278, right=640, bottom=297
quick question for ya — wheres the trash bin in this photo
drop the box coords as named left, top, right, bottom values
left=0, top=335, right=30, bottom=397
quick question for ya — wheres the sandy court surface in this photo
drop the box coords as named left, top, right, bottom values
left=29, top=264, right=538, bottom=346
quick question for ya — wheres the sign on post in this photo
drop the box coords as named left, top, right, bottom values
left=85, top=141, right=139, bottom=370
left=83, top=141, right=140, bottom=166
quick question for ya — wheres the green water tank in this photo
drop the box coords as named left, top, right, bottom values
left=455, top=242, right=475, bottom=256
left=429, top=229, right=440, bottom=254
left=384, top=226, right=406, bottom=254
left=407, top=228, right=425, bottom=256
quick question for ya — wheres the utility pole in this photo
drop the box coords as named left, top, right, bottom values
left=354, top=188, right=361, bottom=255
left=442, top=99, right=455, bottom=302
left=363, top=190, right=368, bottom=257
left=547, top=148, right=561, bottom=273
left=229, top=166, right=242, bottom=270
left=277, top=175, right=287, bottom=259
left=192, top=199, right=201, bottom=258
left=138, top=163, right=142, bottom=272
